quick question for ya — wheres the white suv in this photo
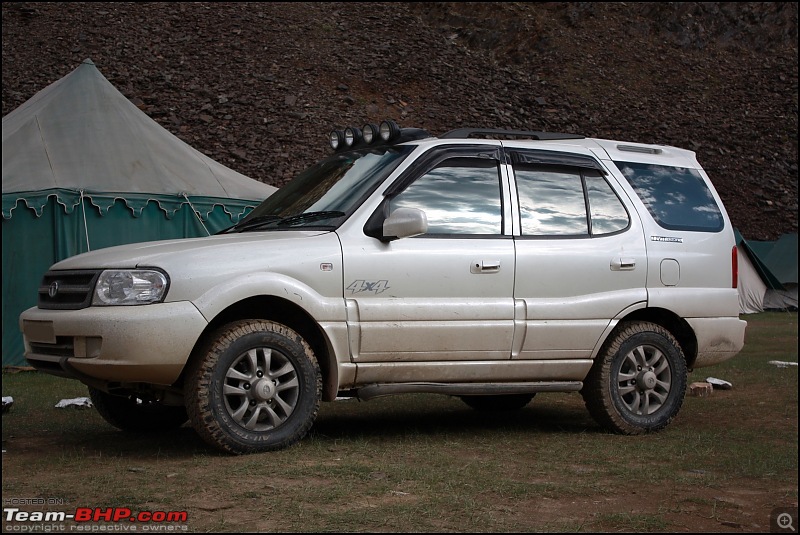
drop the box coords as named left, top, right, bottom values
left=20, top=121, right=747, bottom=454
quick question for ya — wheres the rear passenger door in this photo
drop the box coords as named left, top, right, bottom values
left=507, top=147, right=648, bottom=361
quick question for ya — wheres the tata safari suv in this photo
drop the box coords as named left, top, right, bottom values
left=20, top=121, right=747, bottom=454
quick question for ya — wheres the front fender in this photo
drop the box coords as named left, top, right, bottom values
left=191, top=271, right=346, bottom=324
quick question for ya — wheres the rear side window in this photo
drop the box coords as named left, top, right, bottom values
left=614, top=161, right=724, bottom=232
left=515, top=166, right=587, bottom=236
left=514, top=164, right=629, bottom=237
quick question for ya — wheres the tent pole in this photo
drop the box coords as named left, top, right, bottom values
left=79, top=189, right=91, bottom=251
left=182, top=193, right=211, bottom=236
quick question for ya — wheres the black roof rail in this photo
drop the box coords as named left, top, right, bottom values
left=439, top=128, right=584, bottom=141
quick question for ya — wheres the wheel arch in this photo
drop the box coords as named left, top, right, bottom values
left=613, top=307, right=699, bottom=368
left=177, top=295, right=339, bottom=402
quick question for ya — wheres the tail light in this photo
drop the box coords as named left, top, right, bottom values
left=732, top=245, right=739, bottom=289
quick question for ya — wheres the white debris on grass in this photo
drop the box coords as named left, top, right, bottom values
left=768, top=360, right=799, bottom=368
left=705, top=377, right=733, bottom=390
left=55, top=397, right=93, bottom=409
left=2, top=396, right=13, bottom=413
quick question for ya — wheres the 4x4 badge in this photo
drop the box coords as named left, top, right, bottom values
left=347, top=280, right=390, bottom=295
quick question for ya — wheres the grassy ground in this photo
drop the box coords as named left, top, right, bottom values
left=2, top=311, right=797, bottom=532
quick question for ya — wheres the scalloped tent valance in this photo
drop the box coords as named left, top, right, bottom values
left=2, top=188, right=257, bottom=221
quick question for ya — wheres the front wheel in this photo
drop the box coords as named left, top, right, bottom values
left=581, top=321, right=687, bottom=434
left=185, top=320, right=322, bottom=454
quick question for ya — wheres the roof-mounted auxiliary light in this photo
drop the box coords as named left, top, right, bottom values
left=379, top=119, right=401, bottom=142
left=329, top=129, right=346, bottom=151
left=328, top=119, right=430, bottom=152
left=362, top=123, right=380, bottom=144
left=344, top=127, right=362, bottom=147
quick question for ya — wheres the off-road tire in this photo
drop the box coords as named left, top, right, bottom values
left=88, top=387, right=188, bottom=433
left=185, top=320, right=321, bottom=454
left=582, top=321, right=687, bottom=435
left=460, top=393, right=535, bottom=411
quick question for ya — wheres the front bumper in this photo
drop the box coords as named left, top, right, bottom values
left=19, top=302, right=209, bottom=386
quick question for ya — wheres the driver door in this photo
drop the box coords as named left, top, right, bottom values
left=340, top=145, right=516, bottom=366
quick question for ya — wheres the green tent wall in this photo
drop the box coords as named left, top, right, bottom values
left=2, top=60, right=276, bottom=366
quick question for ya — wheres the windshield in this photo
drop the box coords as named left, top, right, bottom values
left=225, top=145, right=414, bottom=232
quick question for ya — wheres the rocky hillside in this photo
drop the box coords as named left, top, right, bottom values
left=2, top=2, right=797, bottom=240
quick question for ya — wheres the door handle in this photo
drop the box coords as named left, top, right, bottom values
left=610, top=258, right=636, bottom=271
left=471, top=260, right=501, bottom=274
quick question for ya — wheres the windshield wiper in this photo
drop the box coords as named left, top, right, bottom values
left=218, top=211, right=346, bottom=233
left=276, top=211, right=346, bottom=227
left=218, top=215, right=283, bottom=234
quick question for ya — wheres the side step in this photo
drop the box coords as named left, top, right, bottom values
left=355, top=381, right=583, bottom=401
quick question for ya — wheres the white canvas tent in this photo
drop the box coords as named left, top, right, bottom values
left=738, top=245, right=769, bottom=314
left=2, top=59, right=276, bottom=366
left=736, top=230, right=798, bottom=314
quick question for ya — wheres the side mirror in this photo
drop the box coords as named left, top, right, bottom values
left=381, top=207, right=428, bottom=241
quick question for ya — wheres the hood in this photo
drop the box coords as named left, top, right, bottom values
left=52, top=230, right=334, bottom=271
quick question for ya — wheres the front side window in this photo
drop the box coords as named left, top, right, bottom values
left=388, top=157, right=503, bottom=235
left=614, top=161, right=723, bottom=232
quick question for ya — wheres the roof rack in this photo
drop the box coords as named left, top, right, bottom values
left=439, top=128, right=584, bottom=141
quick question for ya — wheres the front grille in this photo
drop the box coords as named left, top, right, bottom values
left=29, top=338, right=75, bottom=357
left=38, top=270, right=101, bottom=310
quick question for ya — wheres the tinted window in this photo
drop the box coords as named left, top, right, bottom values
left=585, top=172, right=630, bottom=235
left=389, top=157, right=503, bottom=235
left=614, top=161, right=723, bottom=232
left=515, top=165, right=588, bottom=236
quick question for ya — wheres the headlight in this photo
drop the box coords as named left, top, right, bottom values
left=93, top=269, right=169, bottom=306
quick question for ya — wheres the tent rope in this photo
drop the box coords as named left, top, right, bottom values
left=182, top=193, right=211, bottom=236
left=79, top=189, right=91, bottom=251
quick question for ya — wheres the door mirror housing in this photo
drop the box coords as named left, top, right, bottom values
left=365, top=206, right=427, bottom=242
left=383, top=207, right=427, bottom=241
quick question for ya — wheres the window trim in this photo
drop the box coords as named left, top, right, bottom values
left=367, top=144, right=510, bottom=239
left=509, top=150, right=608, bottom=174
left=509, top=154, right=631, bottom=239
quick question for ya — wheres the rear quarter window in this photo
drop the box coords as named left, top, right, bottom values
left=614, top=161, right=724, bottom=232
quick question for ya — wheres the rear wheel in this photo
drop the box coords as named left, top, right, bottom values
left=460, top=393, right=535, bottom=411
left=185, top=320, right=321, bottom=454
left=582, top=321, right=687, bottom=434
left=89, top=387, right=188, bottom=433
